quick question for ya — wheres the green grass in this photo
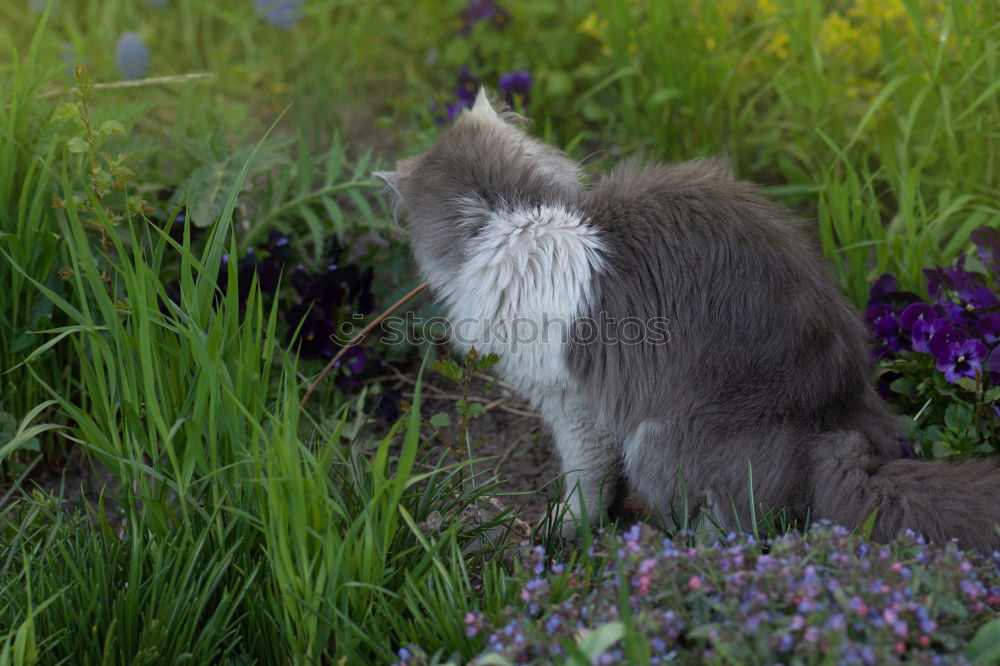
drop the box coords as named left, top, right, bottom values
left=0, top=1, right=998, bottom=664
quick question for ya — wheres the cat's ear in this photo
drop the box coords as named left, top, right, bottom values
left=468, top=87, right=500, bottom=120
left=373, top=169, right=399, bottom=191
left=373, top=169, right=406, bottom=229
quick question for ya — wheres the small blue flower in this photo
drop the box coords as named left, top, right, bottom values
left=254, top=0, right=301, bottom=28
left=29, top=0, right=60, bottom=13
left=115, top=32, right=149, bottom=80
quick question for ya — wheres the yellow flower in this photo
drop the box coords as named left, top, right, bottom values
left=577, top=11, right=608, bottom=43
left=756, top=0, right=779, bottom=16
left=847, top=0, right=906, bottom=23
left=764, top=30, right=789, bottom=60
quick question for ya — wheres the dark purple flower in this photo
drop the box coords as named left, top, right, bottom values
left=925, top=257, right=983, bottom=304
left=371, top=388, right=403, bottom=425
left=977, top=313, right=1000, bottom=347
left=311, top=265, right=348, bottom=312
left=864, top=302, right=894, bottom=324
left=944, top=284, right=999, bottom=327
left=499, top=70, right=532, bottom=109
left=899, top=302, right=937, bottom=332
left=927, top=323, right=969, bottom=358
left=286, top=304, right=337, bottom=360
left=935, top=338, right=988, bottom=383
left=989, top=345, right=1000, bottom=387
left=869, top=274, right=898, bottom=302
left=456, top=66, right=481, bottom=107
left=459, top=0, right=510, bottom=35
left=971, top=226, right=1000, bottom=274
left=873, top=314, right=908, bottom=358
left=267, top=230, right=293, bottom=263
left=432, top=101, right=465, bottom=124
left=347, top=265, right=377, bottom=315
left=335, top=346, right=368, bottom=389
left=911, top=318, right=944, bottom=353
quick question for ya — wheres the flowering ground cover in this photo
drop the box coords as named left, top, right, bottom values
left=0, top=1, right=998, bottom=664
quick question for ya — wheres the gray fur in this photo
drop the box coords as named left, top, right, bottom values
left=381, top=93, right=1000, bottom=553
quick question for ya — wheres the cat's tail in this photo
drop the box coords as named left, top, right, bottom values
left=810, top=431, right=1000, bottom=553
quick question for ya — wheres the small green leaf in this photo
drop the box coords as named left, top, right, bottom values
left=66, top=136, right=89, bottom=153
left=983, top=386, right=1000, bottom=402
left=889, top=376, right=914, bottom=396
left=430, top=359, right=462, bottom=383
left=429, top=412, right=451, bottom=428
left=966, top=617, right=1000, bottom=665
left=96, top=119, right=126, bottom=139
left=476, top=352, right=501, bottom=371
left=52, top=101, right=82, bottom=124
left=931, top=440, right=955, bottom=458
left=954, top=377, right=978, bottom=393
left=575, top=622, right=625, bottom=660
left=944, top=402, right=971, bottom=433
left=464, top=402, right=486, bottom=419
left=860, top=508, right=878, bottom=540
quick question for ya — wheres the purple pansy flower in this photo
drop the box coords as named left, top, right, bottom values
left=434, top=67, right=481, bottom=124
left=459, top=0, right=511, bottom=35
left=924, top=257, right=984, bottom=304
left=499, top=70, right=532, bottom=109
left=456, top=66, right=481, bottom=107
left=899, top=302, right=937, bottom=332
left=945, top=284, right=999, bottom=326
left=977, top=313, right=1000, bottom=347
left=864, top=302, right=894, bottom=325
left=911, top=317, right=950, bottom=353
left=335, top=346, right=368, bottom=388
left=971, top=226, right=1000, bottom=275
left=927, top=323, right=969, bottom=358
left=989, top=345, right=1000, bottom=387
left=869, top=274, right=899, bottom=302
left=935, top=338, right=988, bottom=383
left=287, top=305, right=338, bottom=360
left=873, top=314, right=909, bottom=358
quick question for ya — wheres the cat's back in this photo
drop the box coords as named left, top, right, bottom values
left=582, top=159, right=821, bottom=271
left=573, top=158, right=873, bottom=430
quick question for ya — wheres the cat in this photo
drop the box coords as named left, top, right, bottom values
left=375, top=89, right=1000, bottom=553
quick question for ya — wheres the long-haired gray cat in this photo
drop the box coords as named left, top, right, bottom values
left=376, top=90, right=1000, bottom=552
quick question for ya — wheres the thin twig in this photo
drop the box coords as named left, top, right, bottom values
left=38, top=72, right=213, bottom=99
left=300, top=281, right=429, bottom=408
left=406, top=391, right=539, bottom=418
left=493, top=430, right=538, bottom=477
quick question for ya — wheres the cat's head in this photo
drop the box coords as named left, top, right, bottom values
left=374, top=88, right=583, bottom=291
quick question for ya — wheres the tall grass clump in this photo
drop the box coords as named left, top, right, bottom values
left=585, top=0, right=1000, bottom=303
left=0, top=13, right=73, bottom=470
left=1, top=86, right=519, bottom=661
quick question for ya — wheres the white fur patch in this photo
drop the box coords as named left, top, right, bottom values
left=468, top=87, right=499, bottom=120
left=434, top=203, right=605, bottom=402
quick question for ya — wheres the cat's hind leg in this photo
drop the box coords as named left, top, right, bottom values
left=538, top=389, right=619, bottom=537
